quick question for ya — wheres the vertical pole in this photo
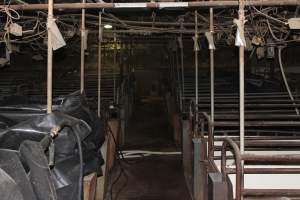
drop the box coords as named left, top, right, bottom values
left=209, top=5, right=215, bottom=157
left=176, top=42, right=180, bottom=89
left=47, top=0, right=53, bottom=113
left=176, top=49, right=182, bottom=110
left=113, top=32, right=117, bottom=103
left=239, top=0, right=245, bottom=156
left=80, top=0, right=86, bottom=93
left=194, top=10, right=199, bottom=132
left=180, top=34, right=185, bottom=111
left=238, top=1, right=245, bottom=199
left=175, top=42, right=181, bottom=108
left=98, top=12, right=102, bottom=117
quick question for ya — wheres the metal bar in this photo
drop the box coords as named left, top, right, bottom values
left=242, top=189, right=300, bottom=197
left=194, top=99, right=300, bottom=103
left=240, top=140, right=300, bottom=147
left=213, top=121, right=300, bottom=127
left=47, top=0, right=53, bottom=113
left=209, top=5, right=215, bottom=141
left=221, top=137, right=242, bottom=200
left=197, top=103, right=300, bottom=108
left=4, top=1, right=300, bottom=10
left=175, top=42, right=182, bottom=111
left=239, top=0, right=245, bottom=151
left=180, top=34, right=185, bottom=112
left=213, top=114, right=300, bottom=120
left=194, top=10, right=199, bottom=131
left=208, top=117, right=214, bottom=158
left=113, top=32, right=117, bottom=103
left=97, top=11, right=102, bottom=117
left=238, top=1, right=245, bottom=199
left=80, top=0, right=86, bottom=93
left=242, top=154, right=300, bottom=162
left=226, top=167, right=300, bottom=174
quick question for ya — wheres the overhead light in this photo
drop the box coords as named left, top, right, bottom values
left=104, top=24, right=113, bottom=29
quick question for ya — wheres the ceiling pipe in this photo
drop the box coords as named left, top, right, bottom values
left=2, top=0, right=300, bottom=11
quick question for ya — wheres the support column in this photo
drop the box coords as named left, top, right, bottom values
left=80, top=0, right=86, bottom=93
left=209, top=6, right=214, bottom=133
left=238, top=1, right=245, bottom=199
left=98, top=12, right=102, bottom=117
left=113, top=33, right=117, bottom=103
left=238, top=0, right=245, bottom=159
left=209, top=4, right=215, bottom=159
left=194, top=10, right=199, bottom=132
left=47, top=0, right=53, bottom=113
left=179, top=33, right=185, bottom=112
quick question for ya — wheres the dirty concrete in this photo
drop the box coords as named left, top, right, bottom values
left=111, top=97, right=191, bottom=200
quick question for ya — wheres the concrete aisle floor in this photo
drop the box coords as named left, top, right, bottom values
left=110, top=97, right=191, bottom=200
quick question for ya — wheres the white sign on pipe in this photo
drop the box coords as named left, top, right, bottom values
left=114, top=3, right=147, bottom=8
left=47, top=18, right=66, bottom=50
left=159, top=2, right=188, bottom=8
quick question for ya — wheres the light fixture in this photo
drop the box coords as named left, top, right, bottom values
left=104, top=24, right=113, bottom=29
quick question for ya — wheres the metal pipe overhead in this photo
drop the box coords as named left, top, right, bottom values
left=47, top=0, right=53, bottom=113
left=3, top=1, right=300, bottom=10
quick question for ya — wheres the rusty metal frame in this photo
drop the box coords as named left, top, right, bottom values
left=221, top=137, right=300, bottom=199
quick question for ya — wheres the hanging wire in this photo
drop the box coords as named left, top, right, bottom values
left=278, top=47, right=300, bottom=115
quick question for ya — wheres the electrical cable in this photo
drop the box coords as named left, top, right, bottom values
left=278, top=47, right=299, bottom=115
left=50, top=123, right=85, bottom=200
left=251, top=6, right=287, bottom=25
left=105, top=119, right=129, bottom=200
left=37, top=123, right=84, bottom=200
left=266, top=5, right=299, bottom=43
